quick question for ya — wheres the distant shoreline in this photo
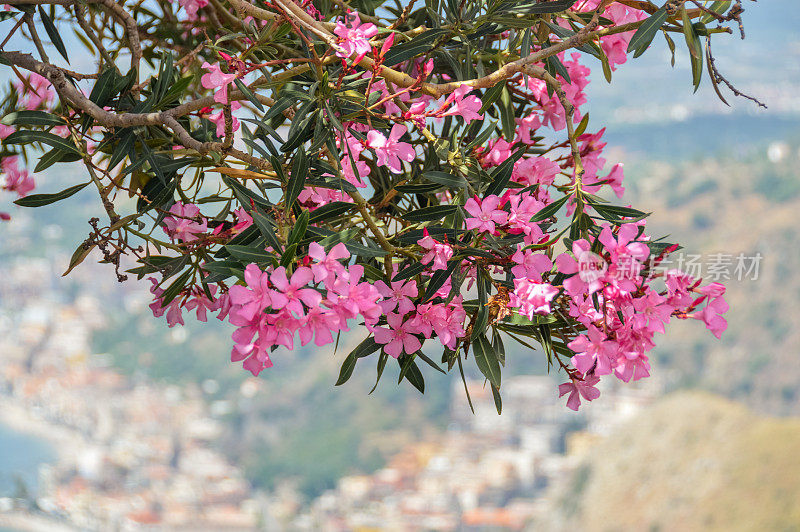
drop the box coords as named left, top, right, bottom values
left=0, top=395, right=85, bottom=468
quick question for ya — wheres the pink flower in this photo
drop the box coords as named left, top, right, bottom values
left=559, top=374, right=601, bottom=411
left=366, top=124, right=415, bottom=174
left=148, top=277, right=184, bottom=327
left=373, top=313, right=422, bottom=358
left=603, top=163, right=625, bottom=198
left=270, top=266, right=321, bottom=315
left=1, top=157, right=34, bottom=197
left=333, top=12, right=378, bottom=62
left=508, top=279, right=560, bottom=319
left=691, top=295, right=729, bottom=339
left=555, top=239, right=604, bottom=296
left=232, top=207, right=253, bottom=234
left=513, top=157, right=560, bottom=187
left=506, top=193, right=545, bottom=242
left=16, top=73, right=53, bottom=110
left=298, top=306, right=340, bottom=347
left=228, top=263, right=273, bottom=323
left=419, top=230, right=453, bottom=271
left=179, top=0, right=208, bottom=18
left=631, top=289, right=673, bottom=334
left=201, top=62, right=237, bottom=104
left=325, top=265, right=382, bottom=329
left=515, top=113, right=542, bottom=144
left=308, top=242, right=350, bottom=285
left=464, top=195, right=508, bottom=233
left=163, top=202, right=208, bottom=242
left=510, top=247, right=552, bottom=281
left=208, top=100, right=241, bottom=137
left=184, top=285, right=221, bottom=322
left=568, top=325, right=616, bottom=375
left=375, top=278, right=418, bottom=315
left=441, top=85, right=483, bottom=123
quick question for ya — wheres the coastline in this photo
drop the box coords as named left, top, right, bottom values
left=0, top=395, right=84, bottom=468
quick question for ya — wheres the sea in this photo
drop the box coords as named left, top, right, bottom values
left=0, top=422, right=55, bottom=498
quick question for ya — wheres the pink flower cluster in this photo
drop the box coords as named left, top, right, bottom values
left=225, top=243, right=383, bottom=374
left=1, top=157, right=35, bottom=198
left=162, top=202, right=208, bottom=242
left=334, top=13, right=378, bottom=63
left=549, top=224, right=728, bottom=410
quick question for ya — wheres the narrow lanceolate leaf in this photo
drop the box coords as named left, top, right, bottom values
left=160, top=267, right=193, bottom=307
left=627, top=6, right=668, bottom=58
left=251, top=210, right=283, bottom=252
left=484, top=145, right=526, bottom=197
left=1, top=110, right=65, bottom=127
left=398, top=354, right=425, bottom=394
left=288, top=210, right=309, bottom=246
left=224, top=245, right=275, bottom=264
left=683, top=14, right=704, bottom=92
left=473, top=333, right=501, bottom=389
left=286, top=148, right=308, bottom=210
left=234, top=78, right=264, bottom=111
left=479, top=81, right=505, bottom=114
left=491, top=384, right=502, bottom=415
left=423, top=170, right=467, bottom=189
left=404, top=205, right=458, bottom=222
left=530, top=194, right=569, bottom=222
left=4, top=130, right=80, bottom=155
left=14, top=182, right=89, bottom=207
left=336, top=336, right=381, bottom=386
left=38, top=6, right=69, bottom=63
left=63, top=240, right=96, bottom=276
left=499, top=85, right=516, bottom=141
left=34, top=147, right=79, bottom=173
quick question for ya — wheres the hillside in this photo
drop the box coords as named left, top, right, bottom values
left=619, top=142, right=800, bottom=415
left=542, top=391, right=800, bottom=532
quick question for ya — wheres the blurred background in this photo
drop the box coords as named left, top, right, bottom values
left=0, top=1, right=799, bottom=530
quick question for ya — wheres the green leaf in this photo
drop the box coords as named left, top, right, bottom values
left=478, top=81, right=505, bottom=114
left=288, top=210, right=309, bottom=246
left=1, top=110, right=65, bottom=127
left=345, top=242, right=387, bottom=258
left=491, top=383, right=502, bottom=415
left=393, top=261, right=426, bottom=282
left=336, top=336, right=381, bottom=386
left=423, top=170, right=467, bottom=189
left=422, top=259, right=459, bottom=302
left=234, top=78, right=264, bottom=111
left=627, top=6, right=668, bottom=57
left=279, top=243, right=298, bottom=267
left=383, top=28, right=449, bottom=67
left=335, top=352, right=358, bottom=386
left=473, top=333, right=501, bottom=388
left=251, top=210, right=283, bottom=252
left=225, top=245, right=275, bottom=265
left=88, top=67, right=118, bottom=108
left=470, top=272, right=489, bottom=341
left=4, top=130, right=79, bottom=155
left=38, top=6, right=69, bottom=63
left=530, top=194, right=569, bottom=222
left=34, top=147, right=79, bottom=173
left=14, top=182, right=89, bottom=207
left=62, top=240, right=96, bottom=276
left=484, top=145, right=525, bottom=197
left=286, top=148, right=308, bottom=210
left=404, top=205, right=458, bottom=222
left=308, top=201, right=353, bottom=223
left=498, top=85, right=515, bottom=141
left=160, top=267, right=193, bottom=306
left=395, top=183, right=443, bottom=194
left=398, top=354, right=425, bottom=394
